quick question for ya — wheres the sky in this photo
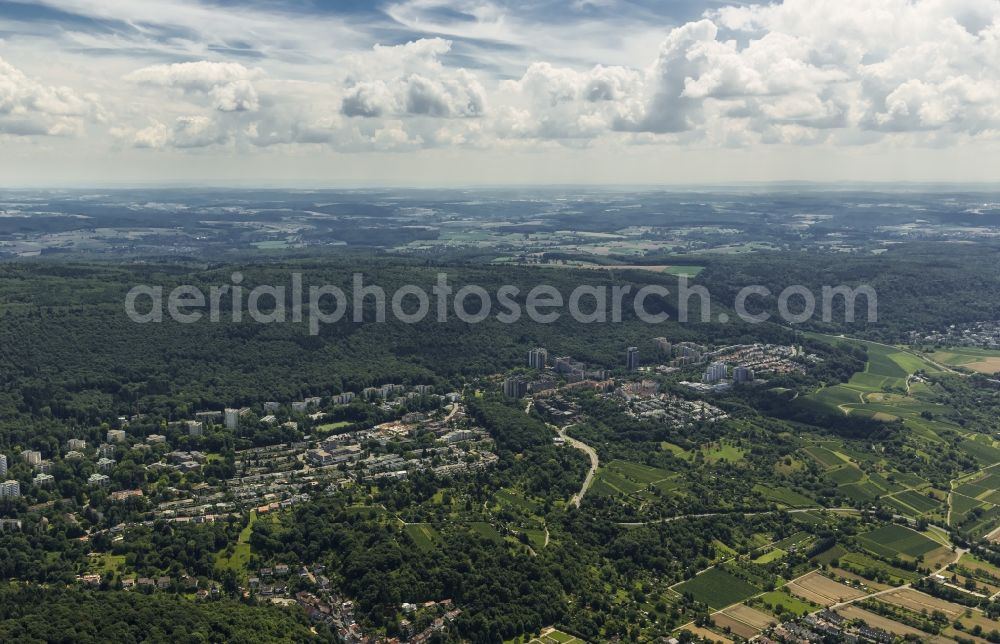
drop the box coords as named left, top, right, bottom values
left=1, top=0, right=1000, bottom=186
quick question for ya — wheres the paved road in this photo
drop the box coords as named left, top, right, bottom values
left=549, top=423, right=599, bottom=508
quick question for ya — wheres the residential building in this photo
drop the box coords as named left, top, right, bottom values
left=552, top=355, right=587, bottom=381
left=703, top=361, right=728, bottom=383
left=67, top=439, right=87, bottom=451
left=195, top=410, right=222, bottom=423
left=308, top=445, right=361, bottom=467
left=224, top=408, right=240, bottom=430
left=88, top=473, right=110, bottom=487
left=733, top=365, right=755, bottom=383
left=263, top=401, right=281, bottom=412
left=97, top=457, right=115, bottom=472
left=65, top=450, right=84, bottom=461
left=0, top=454, right=6, bottom=478
left=528, top=347, right=548, bottom=369
left=146, top=434, right=166, bottom=445
left=502, top=377, right=527, bottom=398
left=0, top=479, right=20, bottom=498
left=98, top=443, right=116, bottom=458
left=675, top=342, right=704, bottom=362
left=442, top=430, right=477, bottom=444
left=331, top=392, right=355, bottom=404
left=626, top=346, right=640, bottom=371
left=654, top=337, right=672, bottom=354
left=21, top=450, right=41, bottom=466
left=107, top=429, right=126, bottom=443
left=36, top=460, right=53, bottom=474
left=187, top=421, right=204, bottom=437
left=34, top=473, right=54, bottom=487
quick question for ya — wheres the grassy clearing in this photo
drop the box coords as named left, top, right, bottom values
left=403, top=523, right=440, bottom=551
left=701, top=442, right=746, bottom=463
left=756, top=590, right=818, bottom=617
left=87, top=553, right=126, bottom=576
left=215, top=510, right=258, bottom=577
left=315, top=420, right=352, bottom=434
left=494, top=488, right=542, bottom=514
left=753, top=549, right=786, bottom=564
left=468, top=521, right=504, bottom=542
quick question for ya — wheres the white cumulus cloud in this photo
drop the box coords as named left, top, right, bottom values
left=126, top=61, right=262, bottom=112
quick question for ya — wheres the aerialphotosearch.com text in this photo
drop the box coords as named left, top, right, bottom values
left=124, top=272, right=877, bottom=335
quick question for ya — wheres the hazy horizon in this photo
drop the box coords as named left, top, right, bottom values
left=2, top=0, right=1000, bottom=185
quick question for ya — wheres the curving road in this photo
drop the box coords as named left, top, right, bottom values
left=549, top=423, right=599, bottom=508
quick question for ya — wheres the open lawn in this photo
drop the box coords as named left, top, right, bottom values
left=507, top=627, right=588, bottom=644
left=87, top=553, right=126, bottom=575
left=701, top=442, right=746, bottom=463
left=315, top=420, right=352, bottom=434
left=214, top=510, right=258, bottom=577
left=495, top=488, right=541, bottom=514
left=403, top=523, right=440, bottom=551
left=756, top=590, right=818, bottom=617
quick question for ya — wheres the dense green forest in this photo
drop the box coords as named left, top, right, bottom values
left=0, top=585, right=317, bottom=643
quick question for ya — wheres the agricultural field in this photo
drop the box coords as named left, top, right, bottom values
left=800, top=337, right=953, bottom=439
left=928, top=347, right=1000, bottom=375
left=753, top=485, right=815, bottom=508
left=835, top=605, right=926, bottom=639
left=467, top=521, right=504, bottom=542
left=785, top=572, right=868, bottom=606
left=673, top=566, right=762, bottom=610
left=880, top=588, right=965, bottom=620
left=803, top=446, right=848, bottom=468
left=591, top=460, right=680, bottom=499
left=856, top=524, right=942, bottom=560
left=837, top=551, right=923, bottom=584
left=959, top=553, right=1000, bottom=581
